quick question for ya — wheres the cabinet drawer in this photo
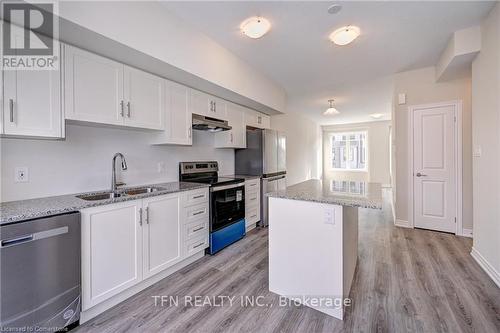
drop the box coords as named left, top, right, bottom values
left=185, top=220, right=208, bottom=240
left=184, top=203, right=209, bottom=224
left=246, top=207, right=260, bottom=225
left=185, top=236, right=209, bottom=256
left=246, top=191, right=260, bottom=208
left=184, top=189, right=209, bottom=207
left=245, top=179, right=260, bottom=191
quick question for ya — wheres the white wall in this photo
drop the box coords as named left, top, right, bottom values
left=393, top=66, right=473, bottom=229
left=0, top=125, right=234, bottom=202
left=322, top=121, right=391, bottom=185
left=270, top=112, right=322, bottom=186
left=58, top=1, right=286, bottom=113
left=471, top=4, right=500, bottom=281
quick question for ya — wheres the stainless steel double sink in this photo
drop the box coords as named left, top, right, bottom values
left=76, top=186, right=166, bottom=201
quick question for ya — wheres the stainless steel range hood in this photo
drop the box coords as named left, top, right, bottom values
left=192, top=114, right=232, bottom=132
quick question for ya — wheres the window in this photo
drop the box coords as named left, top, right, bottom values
left=331, top=131, right=367, bottom=170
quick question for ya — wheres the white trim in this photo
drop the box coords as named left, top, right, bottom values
left=395, top=219, right=412, bottom=228
left=470, top=247, right=500, bottom=288
left=462, top=228, right=473, bottom=238
left=408, top=100, right=463, bottom=235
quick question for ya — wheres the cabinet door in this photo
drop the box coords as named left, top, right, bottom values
left=123, top=66, right=164, bottom=130
left=211, top=96, right=227, bottom=120
left=189, top=89, right=211, bottom=117
left=81, top=200, right=143, bottom=310
left=2, top=26, right=62, bottom=138
left=214, top=102, right=245, bottom=148
left=143, top=194, right=182, bottom=279
left=64, top=45, right=124, bottom=126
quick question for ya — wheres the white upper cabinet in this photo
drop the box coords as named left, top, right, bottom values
left=189, top=89, right=227, bottom=120
left=123, top=66, right=164, bottom=130
left=2, top=26, right=63, bottom=138
left=65, top=45, right=164, bottom=130
left=214, top=102, right=246, bottom=149
left=244, top=109, right=270, bottom=129
left=142, top=194, right=182, bottom=279
left=151, top=80, right=192, bottom=145
left=64, top=45, right=124, bottom=126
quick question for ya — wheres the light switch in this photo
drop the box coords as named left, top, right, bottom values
left=324, top=208, right=335, bottom=225
left=398, top=93, right=406, bottom=105
left=473, top=146, right=482, bottom=158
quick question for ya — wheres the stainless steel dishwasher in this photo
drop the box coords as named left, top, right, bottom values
left=0, top=212, right=81, bottom=331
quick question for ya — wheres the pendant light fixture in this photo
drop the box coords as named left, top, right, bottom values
left=324, top=99, right=340, bottom=115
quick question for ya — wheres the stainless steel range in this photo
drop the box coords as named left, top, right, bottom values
left=179, top=161, right=245, bottom=254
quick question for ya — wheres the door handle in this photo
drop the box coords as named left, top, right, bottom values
left=9, top=99, right=14, bottom=122
left=416, top=173, right=428, bottom=177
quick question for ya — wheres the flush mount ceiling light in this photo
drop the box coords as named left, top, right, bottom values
left=370, top=113, right=383, bottom=119
left=329, top=25, right=361, bottom=46
left=324, top=99, right=340, bottom=115
left=240, top=16, right=271, bottom=39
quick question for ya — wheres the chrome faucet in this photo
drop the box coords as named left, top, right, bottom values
left=111, top=153, right=128, bottom=193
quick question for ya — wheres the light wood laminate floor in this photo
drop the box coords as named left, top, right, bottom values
left=75, top=190, right=500, bottom=332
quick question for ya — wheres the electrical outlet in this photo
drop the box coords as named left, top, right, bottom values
left=324, top=208, right=335, bottom=225
left=157, top=162, right=166, bottom=174
left=15, top=167, right=29, bottom=183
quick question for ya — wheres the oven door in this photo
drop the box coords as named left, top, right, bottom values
left=210, top=183, right=245, bottom=232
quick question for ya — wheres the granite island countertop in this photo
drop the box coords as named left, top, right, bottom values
left=0, top=181, right=209, bottom=225
left=267, top=179, right=382, bottom=209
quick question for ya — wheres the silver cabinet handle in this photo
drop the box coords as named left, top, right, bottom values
left=209, top=101, right=213, bottom=112
left=193, top=210, right=205, bottom=216
left=416, top=173, right=428, bottom=177
left=127, top=102, right=131, bottom=117
left=193, top=242, right=204, bottom=249
left=188, top=127, right=192, bottom=138
left=257, top=116, right=261, bottom=124
left=214, top=101, right=216, bottom=112
left=145, top=207, right=149, bottom=224
left=120, top=100, right=125, bottom=117
left=9, top=99, right=14, bottom=122
left=139, top=208, right=143, bottom=226
left=193, top=226, right=204, bottom=232
left=230, top=132, right=233, bottom=143
left=192, top=194, right=204, bottom=199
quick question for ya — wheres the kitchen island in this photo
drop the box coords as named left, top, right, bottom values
left=267, top=179, right=382, bottom=320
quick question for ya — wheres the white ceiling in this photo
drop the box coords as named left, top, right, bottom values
left=163, top=1, right=494, bottom=124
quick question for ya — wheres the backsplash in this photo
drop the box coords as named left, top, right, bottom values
left=0, top=124, right=234, bottom=202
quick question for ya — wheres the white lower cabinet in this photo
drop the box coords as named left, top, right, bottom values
left=81, top=200, right=143, bottom=310
left=142, top=194, right=182, bottom=279
left=81, top=188, right=209, bottom=313
left=245, top=178, right=261, bottom=230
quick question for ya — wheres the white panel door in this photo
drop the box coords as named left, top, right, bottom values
left=189, top=89, right=211, bottom=117
left=81, top=200, right=143, bottom=310
left=123, top=66, right=164, bottom=130
left=413, top=105, right=456, bottom=233
left=142, top=194, right=182, bottom=279
left=2, top=26, right=62, bottom=138
left=64, top=45, right=124, bottom=125
left=214, top=102, right=246, bottom=148
left=168, top=81, right=192, bottom=144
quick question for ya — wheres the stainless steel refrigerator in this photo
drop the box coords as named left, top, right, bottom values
left=235, top=128, right=286, bottom=226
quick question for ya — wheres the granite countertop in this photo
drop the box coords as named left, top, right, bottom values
left=0, top=182, right=209, bottom=225
left=267, top=179, right=382, bottom=209
left=223, top=174, right=261, bottom=180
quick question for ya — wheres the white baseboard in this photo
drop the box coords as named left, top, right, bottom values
left=462, top=228, right=473, bottom=238
left=395, top=219, right=412, bottom=228
left=470, top=247, right=500, bottom=288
